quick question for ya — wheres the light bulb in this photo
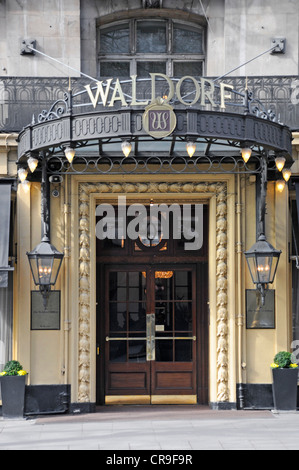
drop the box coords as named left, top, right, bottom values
left=121, top=141, right=132, bottom=158
left=241, top=147, right=252, bottom=163
left=18, top=168, right=28, bottom=182
left=21, top=180, right=31, bottom=193
left=282, top=168, right=291, bottom=182
left=28, top=157, right=38, bottom=173
left=275, top=156, right=286, bottom=172
left=276, top=180, right=285, bottom=193
left=186, top=142, right=196, bottom=158
left=64, top=147, right=76, bottom=163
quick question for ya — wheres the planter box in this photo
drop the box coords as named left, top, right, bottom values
left=0, top=375, right=26, bottom=419
left=272, top=368, right=298, bottom=411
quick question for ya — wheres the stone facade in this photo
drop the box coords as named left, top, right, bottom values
left=0, top=0, right=297, bottom=78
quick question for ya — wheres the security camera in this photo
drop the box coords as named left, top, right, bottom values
left=49, top=175, right=63, bottom=184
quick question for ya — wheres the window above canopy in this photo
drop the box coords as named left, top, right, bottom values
left=97, top=18, right=205, bottom=78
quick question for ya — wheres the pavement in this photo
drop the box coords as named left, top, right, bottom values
left=1, top=406, right=299, bottom=451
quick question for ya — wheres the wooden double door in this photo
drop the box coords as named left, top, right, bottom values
left=104, top=265, right=199, bottom=404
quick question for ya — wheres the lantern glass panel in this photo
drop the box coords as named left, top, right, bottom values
left=269, top=256, right=280, bottom=284
left=28, top=256, right=39, bottom=286
left=37, top=257, right=54, bottom=286
left=256, top=256, right=272, bottom=284
left=246, top=256, right=258, bottom=284
left=51, top=257, right=63, bottom=284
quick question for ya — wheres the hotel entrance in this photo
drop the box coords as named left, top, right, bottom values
left=96, top=204, right=209, bottom=405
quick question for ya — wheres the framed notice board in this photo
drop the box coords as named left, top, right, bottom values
left=31, top=291, right=61, bottom=330
left=246, top=289, right=275, bottom=329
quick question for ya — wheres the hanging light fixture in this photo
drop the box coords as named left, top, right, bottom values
left=28, top=156, right=39, bottom=173
left=282, top=168, right=292, bottom=182
left=21, top=180, right=31, bottom=193
left=276, top=180, right=285, bottom=193
left=186, top=141, right=196, bottom=158
left=27, top=158, right=64, bottom=308
left=121, top=141, right=132, bottom=158
left=275, top=156, right=286, bottom=172
left=64, top=146, right=76, bottom=164
left=27, top=238, right=64, bottom=307
left=18, top=168, right=28, bottom=183
left=241, top=146, right=252, bottom=163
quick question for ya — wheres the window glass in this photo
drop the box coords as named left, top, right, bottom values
left=173, top=61, right=203, bottom=77
left=100, top=24, right=130, bottom=54
left=98, top=19, right=205, bottom=78
left=137, top=21, right=167, bottom=53
left=100, top=62, right=130, bottom=78
left=173, top=25, right=203, bottom=54
left=137, top=61, right=166, bottom=77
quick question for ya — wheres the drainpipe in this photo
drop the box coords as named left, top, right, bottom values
left=236, top=170, right=245, bottom=409
left=63, top=175, right=71, bottom=384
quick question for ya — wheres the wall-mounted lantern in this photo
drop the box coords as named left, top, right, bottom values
left=26, top=157, right=64, bottom=307
left=244, top=234, right=281, bottom=305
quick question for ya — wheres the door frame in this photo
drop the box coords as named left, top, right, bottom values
left=83, top=176, right=233, bottom=408
left=97, top=262, right=208, bottom=405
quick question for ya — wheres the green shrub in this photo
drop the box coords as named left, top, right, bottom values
left=3, top=360, right=23, bottom=376
left=273, top=351, right=292, bottom=368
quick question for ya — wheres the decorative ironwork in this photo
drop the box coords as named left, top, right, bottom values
left=247, top=90, right=280, bottom=123
left=1, top=76, right=299, bottom=132
left=38, top=93, right=70, bottom=122
left=46, top=154, right=265, bottom=176
left=17, top=106, right=293, bottom=165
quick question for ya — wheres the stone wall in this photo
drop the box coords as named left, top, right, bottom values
left=0, top=1, right=297, bottom=79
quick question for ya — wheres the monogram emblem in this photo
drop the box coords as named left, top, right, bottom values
left=143, top=98, right=177, bottom=138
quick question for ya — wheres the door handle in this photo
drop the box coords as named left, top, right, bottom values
left=146, top=313, right=155, bottom=361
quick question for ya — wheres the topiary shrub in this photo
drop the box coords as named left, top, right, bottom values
left=2, top=360, right=23, bottom=376
left=273, top=351, right=292, bottom=368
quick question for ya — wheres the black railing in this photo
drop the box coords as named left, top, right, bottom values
left=1, top=76, right=299, bottom=133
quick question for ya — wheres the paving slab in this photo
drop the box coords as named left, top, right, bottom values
left=1, top=406, right=299, bottom=451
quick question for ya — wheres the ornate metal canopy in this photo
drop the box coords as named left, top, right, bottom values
left=17, top=76, right=293, bottom=176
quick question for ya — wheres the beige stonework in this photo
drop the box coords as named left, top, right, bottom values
left=77, top=179, right=231, bottom=404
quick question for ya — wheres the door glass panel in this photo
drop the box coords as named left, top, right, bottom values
left=129, top=334, right=146, bottom=363
left=155, top=269, right=193, bottom=363
left=108, top=269, right=193, bottom=365
left=175, top=271, right=192, bottom=300
left=175, top=302, right=192, bottom=331
left=129, top=302, right=146, bottom=331
left=110, top=302, right=127, bottom=331
left=175, top=338, right=193, bottom=362
left=109, top=334, right=127, bottom=363
left=108, top=271, right=147, bottom=363
left=155, top=277, right=173, bottom=301
left=156, top=338, right=173, bottom=362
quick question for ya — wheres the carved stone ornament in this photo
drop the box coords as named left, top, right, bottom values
left=78, top=181, right=229, bottom=404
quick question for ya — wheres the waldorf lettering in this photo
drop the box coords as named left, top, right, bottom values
left=85, top=73, right=234, bottom=110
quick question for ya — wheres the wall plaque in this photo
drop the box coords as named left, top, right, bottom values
left=246, top=289, right=275, bottom=329
left=31, top=291, right=61, bottom=330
